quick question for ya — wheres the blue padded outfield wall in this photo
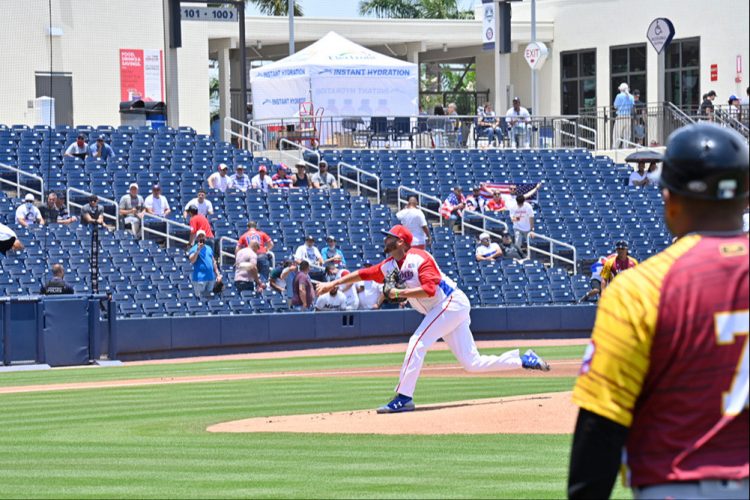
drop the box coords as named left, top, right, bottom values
left=113, top=305, right=597, bottom=361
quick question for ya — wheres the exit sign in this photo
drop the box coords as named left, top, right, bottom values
left=710, top=64, right=718, bottom=82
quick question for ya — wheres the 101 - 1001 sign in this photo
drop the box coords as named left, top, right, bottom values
left=181, top=7, right=236, bottom=22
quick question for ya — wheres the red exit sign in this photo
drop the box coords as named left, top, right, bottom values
left=710, top=64, right=718, bottom=82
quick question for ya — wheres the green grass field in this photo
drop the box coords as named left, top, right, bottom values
left=0, top=344, right=631, bottom=499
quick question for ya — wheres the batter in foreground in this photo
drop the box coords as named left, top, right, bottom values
left=568, top=123, right=749, bottom=499
left=316, top=224, right=550, bottom=414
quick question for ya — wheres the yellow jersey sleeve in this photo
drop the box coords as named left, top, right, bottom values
left=600, top=258, right=614, bottom=282
left=572, top=235, right=701, bottom=427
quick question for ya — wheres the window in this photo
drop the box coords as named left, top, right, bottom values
left=664, top=38, right=701, bottom=109
left=561, top=49, right=596, bottom=114
left=610, top=44, right=647, bottom=104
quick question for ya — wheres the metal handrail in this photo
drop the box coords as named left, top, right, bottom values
left=338, top=161, right=381, bottom=203
left=666, top=102, right=695, bottom=125
left=0, top=162, right=44, bottom=199
left=66, top=187, right=119, bottom=230
left=141, top=212, right=191, bottom=249
left=278, top=138, right=321, bottom=172
left=217, top=235, right=277, bottom=270
left=527, top=233, right=578, bottom=274
left=554, top=118, right=597, bottom=149
left=397, top=186, right=444, bottom=222
left=460, top=210, right=509, bottom=235
left=224, top=116, right=263, bottom=151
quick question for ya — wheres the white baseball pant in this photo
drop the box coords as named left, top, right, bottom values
left=395, top=290, right=522, bottom=398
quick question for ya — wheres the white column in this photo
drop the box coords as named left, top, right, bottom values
left=218, top=45, right=231, bottom=142
left=162, top=0, right=179, bottom=127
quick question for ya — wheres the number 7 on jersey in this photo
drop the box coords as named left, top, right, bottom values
left=715, top=310, right=750, bottom=416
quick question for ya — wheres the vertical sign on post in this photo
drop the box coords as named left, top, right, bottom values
left=736, top=55, right=743, bottom=83
left=647, top=18, right=676, bottom=54
left=120, top=49, right=165, bottom=102
left=481, top=0, right=496, bottom=50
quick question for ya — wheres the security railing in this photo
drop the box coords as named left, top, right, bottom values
left=0, top=163, right=44, bottom=200
left=338, top=161, right=381, bottom=203
left=224, top=116, right=264, bottom=152
left=278, top=138, right=321, bottom=174
left=66, top=187, right=119, bottom=230
left=396, top=186, right=444, bottom=223
left=141, top=213, right=191, bottom=249
left=217, top=235, right=276, bottom=270
left=527, top=233, right=578, bottom=275
left=553, top=118, right=597, bottom=149
left=460, top=210, right=509, bottom=236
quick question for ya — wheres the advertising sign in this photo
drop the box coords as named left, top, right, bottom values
left=119, top=49, right=164, bottom=102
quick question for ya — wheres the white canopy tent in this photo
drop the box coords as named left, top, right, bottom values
left=250, top=32, right=418, bottom=121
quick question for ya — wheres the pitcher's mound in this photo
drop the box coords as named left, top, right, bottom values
left=207, top=391, right=576, bottom=435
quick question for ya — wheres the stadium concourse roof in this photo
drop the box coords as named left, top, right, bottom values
left=205, top=16, right=554, bottom=62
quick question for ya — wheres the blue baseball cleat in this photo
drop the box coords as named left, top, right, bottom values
left=521, top=349, right=551, bottom=371
left=376, top=394, right=415, bottom=414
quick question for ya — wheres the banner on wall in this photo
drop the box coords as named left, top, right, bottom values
left=119, top=49, right=164, bottom=102
left=481, top=0, right=495, bottom=51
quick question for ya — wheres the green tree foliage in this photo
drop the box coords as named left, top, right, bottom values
left=359, top=0, right=473, bottom=19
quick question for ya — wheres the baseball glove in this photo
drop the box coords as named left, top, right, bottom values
left=382, top=268, right=407, bottom=303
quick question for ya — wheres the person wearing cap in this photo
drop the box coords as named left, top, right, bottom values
left=292, top=162, right=310, bottom=188
left=119, top=183, right=144, bottom=236
left=317, top=224, right=550, bottom=414
left=272, top=165, right=294, bottom=189
left=88, top=135, right=115, bottom=161
left=144, top=184, right=171, bottom=218
left=207, top=163, right=231, bottom=193
left=311, top=161, right=338, bottom=190
left=505, top=97, right=531, bottom=148
left=314, top=282, right=347, bottom=311
left=250, top=165, right=273, bottom=192
left=188, top=229, right=221, bottom=298
left=40, top=264, right=74, bottom=295
left=628, top=161, right=650, bottom=187
left=0, top=222, right=23, bottom=255
left=15, top=193, right=44, bottom=227
left=42, top=192, right=77, bottom=225
left=182, top=189, right=214, bottom=219
left=612, top=82, right=635, bottom=149
left=699, top=90, right=717, bottom=120
left=228, top=165, right=251, bottom=193
left=186, top=206, right=214, bottom=247
left=499, top=232, right=522, bottom=260
left=396, top=196, right=431, bottom=250
left=323, top=262, right=341, bottom=282
left=599, top=240, right=638, bottom=289
left=475, top=233, right=502, bottom=262
left=81, top=195, right=105, bottom=227
left=294, top=235, right=325, bottom=279
left=728, top=94, right=742, bottom=121
left=569, top=124, right=749, bottom=500
left=337, top=269, right=360, bottom=311
left=321, top=235, right=347, bottom=268
left=64, top=135, right=88, bottom=159
left=234, top=240, right=264, bottom=293
left=236, top=221, right=274, bottom=280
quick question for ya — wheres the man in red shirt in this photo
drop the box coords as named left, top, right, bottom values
left=187, top=206, right=214, bottom=245
left=236, top=221, right=274, bottom=280
left=485, top=191, right=506, bottom=212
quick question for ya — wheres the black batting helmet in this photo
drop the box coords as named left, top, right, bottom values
left=615, top=240, right=628, bottom=250
left=660, top=122, right=749, bottom=200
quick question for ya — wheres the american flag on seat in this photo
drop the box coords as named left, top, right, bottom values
left=439, top=192, right=466, bottom=219
left=479, top=182, right=540, bottom=202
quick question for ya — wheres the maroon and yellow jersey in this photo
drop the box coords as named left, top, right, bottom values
left=599, top=255, right=638, bottom=283
left=573, top=234, right=749, bottom=487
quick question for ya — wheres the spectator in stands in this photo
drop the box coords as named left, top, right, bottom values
left=506, top=97, right=531, bottom=148
left=699, top=90, right=717, bottom=120
left=89, top=135, right=115, bottom=161
left=183, top=189, right=214, bottom=219
left=64, top=135, right=88, bottom=159
left=43, top=192, right=77, bottom=225
left=272, top=165, right=294, bottom=189
left=291, top=260, right=314, bottom=311
left=315, top=284, right=346, bottom=311
left=119, top=183, right=144, bottom=236
left=144, top=184, right=171, bottom=218
left=357, top=278, right=384, bottom=310
left=728, top=95, right=742, bottom=121
left=478, top=103, right=504, bottom=146
left=646, top=161, right=661, bottom=185
left=186, top=206, right=214, bottom=247
left=475, top=233, right=503, bottom=262
left=16, top=193, right=44, bottom=227
left=396, top=196, right=431, bottom=249
left=269, top=259, right=295, bottom=296
left=485, top=191, right=507, bottom=212
left=465, top=186, right=486, bottom=214
left=235, top=240, right=264, bottom=293
left=250, top=165, right=273, bottom=192
left=292, top=162, right=310, bottom=188
left=40, top=264, right=74, bottom=295
left=441, top=186, right=466, bottom=232
left=322, top=235, right=347, bottom=267
left=207, top=163, right=231, bottom=193
left=236, top=221, right=274, bottom=280
left=229, top=165, right=251, bottom=192
left=188, top=229, right=221, bottom=298
left=499, top=232, right=523, bottom=260
left=338, top=269, right=360, bottom=311
left=612, top=83, right=635, bottom=149
left=311, top=161, right=338, bottom=190
left=295, top=235, right=324, bottom=268
left=0, top=222, right=23, bottom=255
left=629, top=161, right=650, bottom=187
left=510, top=195, right=535, bottom=255
left=324, top=262, right=340, bottom=282
left=81, top=195, right=105, bottom=227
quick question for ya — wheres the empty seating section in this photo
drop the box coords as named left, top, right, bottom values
left=0, top=123, right=673, bottom=318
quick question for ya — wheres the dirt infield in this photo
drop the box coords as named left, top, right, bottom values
left=0, top=360, right=581, bottom=394
left=207, top=391, right=577, bottom=435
